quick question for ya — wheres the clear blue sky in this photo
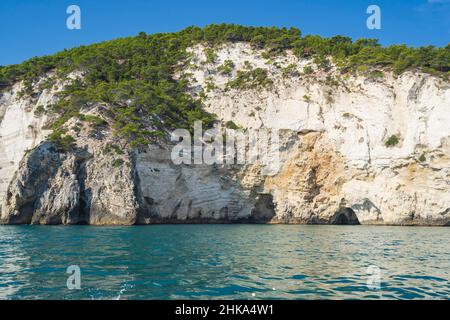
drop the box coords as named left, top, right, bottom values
left=0, top=0, right=449, bottom=66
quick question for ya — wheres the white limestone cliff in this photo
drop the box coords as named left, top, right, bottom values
left=0, top=43, right=449, bottom=225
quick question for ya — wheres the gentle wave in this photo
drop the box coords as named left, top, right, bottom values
left=0, top=225, right=449, bottom=300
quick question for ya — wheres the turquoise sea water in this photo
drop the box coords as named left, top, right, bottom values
left=0, top=225, right=449, bottom=300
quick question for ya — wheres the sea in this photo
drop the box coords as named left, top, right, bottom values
left=0, top=225, right=449, bottom=299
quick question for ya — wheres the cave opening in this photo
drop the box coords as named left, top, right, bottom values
left=331, top=208, right=360, bottom=225
left=250, top=193, right=276, bottom=222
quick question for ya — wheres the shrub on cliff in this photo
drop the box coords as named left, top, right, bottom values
left=217, top=60, right=235, bottom=76
left=0, top=24, right=448, bottom=148
left=226, top=68, right=272, bottom=90
left=48, top=131, right=76, bottom=152
left=385, top=135, right=400, bottom=147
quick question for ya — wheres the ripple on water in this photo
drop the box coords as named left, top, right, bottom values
left=0, top=225, right=449, bottom=299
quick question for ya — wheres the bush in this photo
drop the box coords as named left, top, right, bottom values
left=419, top=153, right=426, bottom=162
left=303, top=66, right=314, bottom=74
left=103, top=143, right=125, bottom=155
left=226, top=68, right=272, bottom=90
left=205, top=77, right=216, bottom=92
left=325, top=75, right=340, bottom=87
left=225, top=120, right=240, bottom=130
left=281, top=64, right=299, bottom=78
left=368, top=70, right=384, bottom=79
left=313, top=55, right=331, bottom=70
left=34, top=105, right=45, bottom=116
left=385, top=134, right=400, bottom=147
left=82, top=114, right=107, bottom=126
left=217, top=60, right=235, bottom=76
left=48, top=131, right=76, bottom=152
left=111, top=158, right=124, bottom=167
left=204, top=48, right=217, bottom=64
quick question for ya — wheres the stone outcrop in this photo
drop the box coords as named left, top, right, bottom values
left=1, top=139, right=139, bottom=225
left=0, top=43, right=449, bottom=225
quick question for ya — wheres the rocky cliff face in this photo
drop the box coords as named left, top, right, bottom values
left=1, top=43, right=449, bottom=225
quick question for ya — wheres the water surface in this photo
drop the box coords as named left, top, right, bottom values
left=0, top=225, right=449, bottom=299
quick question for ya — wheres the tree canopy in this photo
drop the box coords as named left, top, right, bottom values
left=0, top=24, right=448, bottom=148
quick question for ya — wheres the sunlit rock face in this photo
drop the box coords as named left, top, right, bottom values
left=1, top=43, right=449, bottom=225
left=0, top=81, right=52, bottom=203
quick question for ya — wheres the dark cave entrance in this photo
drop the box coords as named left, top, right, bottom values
left=331, top=208, right=360, bottom=225
left=250, top=193, right=276, bottom=222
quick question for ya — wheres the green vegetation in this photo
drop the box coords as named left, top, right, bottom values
left=313, top=55, right=331, bottom=70
left=225, top=120, right=240, bottom=130
left=1, top=24, right=448, bottom=88
left=72, top=123, right=82, bottom=133
left=204, top=48, right=217, bottom=64
left=204, top=77, right=216, bottom=92
left=79, top=114, right=107, bottom=126
left=419, top=153, right=427, bottom=162
left=385, top=134, right=400, bottom=147
left=217, top=59, right=235, bottom=76
left=111, top=158, right=124, bottom=167
left=34, top=105, right=45, bottom=117
left=243, top=61, right=253, bottom=70
left=324, top=75, right=340, bottom=87
left=324, top=90, right=334, bottom=104
left=368, top=69, right=384, bottom=79
left=48, top=130, right=76, bottom=151
left=303, top=66, right=314, bottom=74
left=281, top=63, right=299, bottom=78
left=0, top=24, right=448, bottom=149
left=103, top=142, right=126, bottom=155
left=226, top=67, right=272, bottom=90
left=0, top=27, right=220, bottom=148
